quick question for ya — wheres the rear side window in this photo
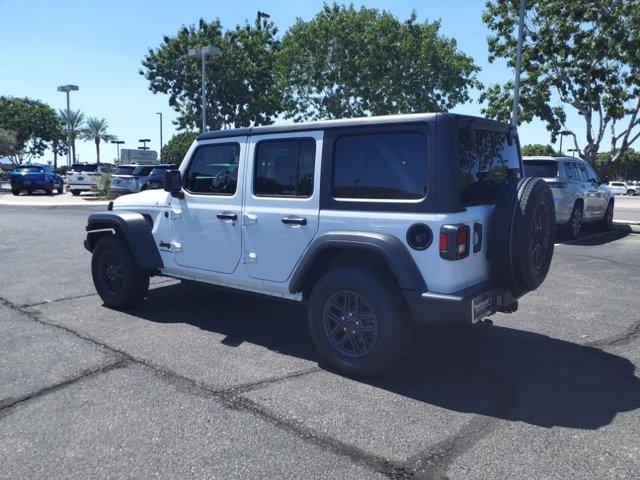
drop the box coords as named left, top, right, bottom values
left=333, top=132, right=427, bottom=200
left=563, top=162, right=577, bottom=180
left=184, top=143, right=240, bottom=194
left=523, top=160, right=558, bottom=178
left=254, top=138, right=315, bottom=197
left=458, top=129, right=520, bottom=206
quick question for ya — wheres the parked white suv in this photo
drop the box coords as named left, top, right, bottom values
left=67, top=163, right=111, bottom=196
left=523, top=156, right=614, bottom=238
left=84, top=114, right=556, bottom=376
left=608, top=181, right=638, bottom=196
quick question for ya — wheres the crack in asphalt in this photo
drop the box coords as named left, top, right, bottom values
left=0, top=295, right=413, bottom=479
left=584, top=320, right=640, bottom=348
left=0, top=359, right=128, bottom=414
left=553, top=251, right=640, bottom=268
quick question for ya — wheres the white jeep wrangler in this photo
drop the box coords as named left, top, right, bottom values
left=84, top=113, right=555, bottom=376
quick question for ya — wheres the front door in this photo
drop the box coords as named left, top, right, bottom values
left=242, top=131, right=323, bottom=283
left=171, top=137, right=246, bottom=274
left=575, top=161, right=599, bottom=218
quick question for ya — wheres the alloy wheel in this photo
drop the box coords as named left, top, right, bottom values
left=98, top=251, right=124, bottom=296
left=322, top=290, right=379, bottom=358
left=531, top=202, right=551, bottom=271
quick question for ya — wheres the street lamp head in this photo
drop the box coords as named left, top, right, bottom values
left=57, top=84, right=79, bottom=92
left=139, top=138, right=150, bottom=142
left=257, top=10, right=270, bottom=18
left=111, top=140, right=125, bottom=145
left=201, top=45, right=220, bottom=56
left=187, top=47, right=200, bottom=59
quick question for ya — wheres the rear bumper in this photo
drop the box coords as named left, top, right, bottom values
left=11, top=180, right=49, bottom=188
left=68, top=183, right=95, bottom=190
left=403, top=281, right=518, bottom=327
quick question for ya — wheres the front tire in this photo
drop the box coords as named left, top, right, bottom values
left=627, top=189, right=635, bottom=196
left=57, top=182, right=64, bottom=194
left=307, top=266, right=410, bottom=377
left=11, top=189, right=20, bottom=196
left=598, top=200, right=614, bottom=230
left=71, top=189, right=80, bottom=196
left=91, top=235, right=150, bottom=308
left=45, top=182, right=54, bottom=195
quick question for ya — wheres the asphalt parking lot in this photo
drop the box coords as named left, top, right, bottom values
left=1, top=204, right=639, bottom=479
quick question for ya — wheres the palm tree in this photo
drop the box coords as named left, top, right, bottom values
left=80, top=117, right=116, bottom=162
left=59, top=109, right=85, bottom=163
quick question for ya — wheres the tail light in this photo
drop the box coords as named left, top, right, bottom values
left=440, top=224, right=471, bottom=260
left=547, top=181, right=567, bottom=188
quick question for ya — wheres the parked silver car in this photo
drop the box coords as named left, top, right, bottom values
left=110, top=164, right=156, bottom=196
left=523, top=156, right=614, bottom=238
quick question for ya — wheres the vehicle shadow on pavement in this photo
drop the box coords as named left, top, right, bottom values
left=137, top=282, right=640, bottom=430
left=555, top=224, right=633, bottom=245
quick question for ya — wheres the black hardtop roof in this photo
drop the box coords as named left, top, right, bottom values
left=197, top=113, right=512, bottom=141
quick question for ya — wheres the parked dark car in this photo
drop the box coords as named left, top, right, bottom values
left=143, top=164, right=176, bottom=190
left=10, top=164, right=64, bottom=195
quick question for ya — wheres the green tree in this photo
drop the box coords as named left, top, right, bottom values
left=59, top=109, right=85, bottom=163
left=140, top=16, right=282, bottom=131
left=596, top=148, right=640, bottom=180
left=80, top=117, right=116, bottom=163
left=481, top=0, right=640, bottom=166
left=0, top=96, right=66, bottom=164
left=277, top=4, right=480, bottom=121
left=521, top=144, right=557, bottom=156
left=0, top=128, right=18, bottom=158
left=161, top=131, right=198, bottom=166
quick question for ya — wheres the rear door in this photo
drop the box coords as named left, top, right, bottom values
left=575, top=162, right=598, bottom=218
left=242, top=131, right=322, bottom=283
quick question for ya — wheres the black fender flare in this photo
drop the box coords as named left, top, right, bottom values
left=84, top=211, right=164, bottom=270
left=288, top=231, right=427, bottom=294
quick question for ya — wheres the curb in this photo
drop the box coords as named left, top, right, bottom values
left=613, top=219, right=640, bottom=226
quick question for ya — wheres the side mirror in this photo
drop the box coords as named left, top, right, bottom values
left=163, top=170, right=183, bottom=198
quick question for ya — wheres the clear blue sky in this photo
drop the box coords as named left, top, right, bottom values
left=0, top=0, right=571, bottom=164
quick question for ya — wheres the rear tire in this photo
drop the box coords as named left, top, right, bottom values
left=45, top=182, right=54, bottom=195
left=564, top=202, right=584, bottom=239
left=307, top=266, right=410, bottom=377
left=598, top=200, right=614, bottom=231
left=57, top=183, right=64, bottom=194
left=11, top=189, right=20, bottom=196
left=91, top=235, right=150, bottom=308
left=71, top=189, right=80, bottom=196
left=627, top=189, right=635, bottom=196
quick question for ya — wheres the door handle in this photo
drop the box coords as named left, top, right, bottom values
left=217, top=212, right=237, bottom=221
left=282, top=216, right=307, bottom=226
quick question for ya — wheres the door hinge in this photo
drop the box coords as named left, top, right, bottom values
left=243, top=213, right=257, bottom=226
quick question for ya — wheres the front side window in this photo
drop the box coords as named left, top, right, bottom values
left=459, top=129, right=520, bottom=206
left=333, top=132, right=427, bottom=200
left=254, top=138, right=315, bottom=197
left=584, top=163, right=599, bottom=182
left=575, top=163, right=588, bottom=182
left=184, top=143, right=240, bottom=194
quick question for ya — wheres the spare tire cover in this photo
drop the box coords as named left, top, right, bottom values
left=491, top=177, right=556, bottom=297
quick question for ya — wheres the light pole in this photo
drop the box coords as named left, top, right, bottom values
left=510, top=0, right=525, bottom=129
left=156, top=112, right=163, bottom=162
left=138, top=138, right=151, bottom=150
left=558, top=130, right=571, bottom=155
left=111, top=140, right=124, bottom=163
left=187, top=45, right=220, bottom=133
left=567, top=148, right=579, bottom=157
left=57, top=84, right=79, bottom=167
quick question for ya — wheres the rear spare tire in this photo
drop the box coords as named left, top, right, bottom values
left=491, top=177, right=556, bottom=297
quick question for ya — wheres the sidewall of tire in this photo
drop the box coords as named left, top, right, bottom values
left=307, top=267, right=410, bottom=377
left=91, top=235, right=149, bottom=308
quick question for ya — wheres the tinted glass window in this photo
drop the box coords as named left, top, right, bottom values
left=184, top=143, right=240, bottom=194
left=523, top=160, right=557, bottom=178
left=71, top=163, right=98, bottom=172
left=254, top=138, right=315, bottom=197
left=333, top=133, right=427, bottom=200
left=584, top=163, right=598, bottom=182
left=150, top=166, right=174, bottom=176
left=563, top=162, right=577, bottom=180
left=575, top=162, right=588, bottom=181
left=114, top=166, right=136, bottom=175
left=459, top=129, right=521, bottom=206
left=132, top=166, right=154, bottom=176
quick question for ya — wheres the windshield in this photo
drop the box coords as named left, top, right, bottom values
left=14, top=166, right=43, bottom=173
left=114, top=166, right=136, bottom=175
left=523, top=160, right=558, bottom=178
left=71, top=163, right=98, bottom=172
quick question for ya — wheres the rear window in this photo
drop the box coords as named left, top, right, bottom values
left=71, top=163, right=98, bottom=172
left=458, top=128, right=521, bottom=206
left=523, top=160, right=558, bottom=178
left=333, top=132, right=427, bottom=200
left=132, top=166, right=154, bottom=176
left=114, top=166, right=136, bottom=175
left=14, top=166, right=43, bottom=173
